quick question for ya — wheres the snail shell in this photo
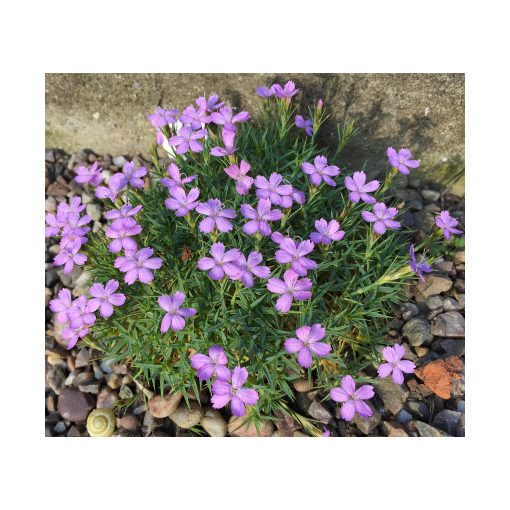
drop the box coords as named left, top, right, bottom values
left=86, top=408, right=116, bottom=437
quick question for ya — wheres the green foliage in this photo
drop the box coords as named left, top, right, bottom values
left=82, top=96, right=436, bottom=418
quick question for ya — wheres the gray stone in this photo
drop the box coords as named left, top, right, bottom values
left=73, top=371, right=94, bottom=387
left=46, top=365, right=66, bottom=395
left=228, top=415, right=275, bottom=437
left=456, top=414, right=465, bottom=437
left=375, top=378, right=409, bottom=415
left=454, top=251, right=465, bottom=264
left=353, top=402, right=381, bottom=434
left=307, top=399, right=333, bottom=424
left=421, top=189, right=440, bottom=201
left=457, top=400, right=465, bottom=413
left=113, top=155, right=127, bottom=168
left=169, top=401, right=203, bottom=429
left=292, top=378, right=313, bottom=393
left=402, top=318, right=433, bottom=346
left=78, top=383, right=100, bottom=394
left=75, top=348, right=91, bottom=368
left=119, top=384, right=134, bottom=399
left=440, top=338, right=465, bottom=357
left=147, top=393, right=182, bottom=418
left=432, top=410, right=462, bottom=435
left=431, top=312, right=465, bottom=337
left=412, top=420, right=450, bottom=437
left=57, top=388, right=94, bottom=422
left=406, top=400, right=430, bottom=420
left=416, top=274, right=453, bottom=298
left=443, top=297, right=461, bottom=311
left=396, top=409, right=413, bottom=424
left=200, top=408, right=227, bottom=437
left=381, top=421, right=409, bottom=437
left=96, top=387, right=119, bottom=408
left=54, top=421, right=67, bottom=434
left=401, top=303, right=419, bottom=321
left=426, top=295, right=444, bottom=310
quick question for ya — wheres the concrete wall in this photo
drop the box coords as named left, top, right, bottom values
left=45, top=73, right=464, bottom=191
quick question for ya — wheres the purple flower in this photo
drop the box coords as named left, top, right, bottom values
left=160, top=163, right=197, bottom=190
left=291, top=188, right=306, bottom=205
left=122, top=161, right=147, bottom=189
left=67, top=295, right=96, bottom=330
left=197, top=242, right=243, bottom=280
left=330, top=375, right=375, bottom=421
left=74, top=161, right=104, bottom=186
left=273, top=81, right=299, bottom=100
left=387, top=147, right=420, bottom=174
left=284, top=324, right=331, bottom=368
left=256, top=85, right=275, bottom=98
left=323, top=427, right=331, bottom=437
left=199, top=95, right=224, bottom=113
left=60, top=212, right=91, bottom=240
left=146, top=107, right=179, bottom=129
left=105, top=218, right=141, bottom=253
left=190, top=345, right=230, bottom=381
left=196, top=199, right=237, bottom=234
left=210, top=125, right=237, bottom=157
left=224, top=160, right=254, bottom=195
left=254, top=173, right=293, bottom=207
left=266, top=269, right=312, bottom=313
left=301, top=155, right=340, bottom=187
left=165, top=187, right=200, bottom=217
left=435, top=210, right=463, bottom=240
left=114, top=247, right=162, bottom=285
left=275, top=238, right=317, bottom=276
left=49, top=288, right=73, bottom=323
left=53, top=239, right=87, bottom=274
left=57, top=197, right=86, bottom=216
left=158, top=291, right=196, bottom=332
left=240, top=199, right=282, bottom=236
left=168, top=126, right=207, bottom=155
left=361, top=202, right=401, bottom=234
left=62, top=324, right=89, bottom=350
left=179, top=102, right=211, bottom=130
left=210, top=106, right=250, bottom=127
left=88, top=279, right=126, bottom=318
left=45, top=212, right=63, bottom=237
left=409, top=244, right=432, bottom=282
left=95, top=173, right=128, bottom=202
left=211, top=366, right=259, bottom=417
left=231, top=251, right=271, bottom=288
left=344, top=171, right=380, bottom=204
left=270, top=231, right=285, bottom=245
left=104, top=204, right=142, bottom=221
left=295, top=115, right=313, bottom=137
left=377, top=344, right=416, bottom=385
left=309, top=219, right=345, bottom=245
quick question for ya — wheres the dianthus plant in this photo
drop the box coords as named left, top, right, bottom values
left=47, top=81, right=461, bottom=434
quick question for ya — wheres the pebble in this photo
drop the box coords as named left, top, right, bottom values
left=374, top=378, right=409, bottom=415
left=54, top=421, right=67, bottom=433
left=292, top=378, right=313, bottom=393
left=105, top=373, right=122, bottom=389
left=456, top=414, right=465, bottom=437
left=454, top=251, right=465, bottom=264
left=411, top=420, right=449, bottom=437
left=73, top=371, right=94, bottom=387
left=100, top=359, right=114, bottom=374
left=57, top=388, right=94, bottom=422
left=78, top=383, right=100, bottom=394
left=416, top=274, right=453, bottom=298
left=402, top=318, right=433, bottom=346
left=415, top=356, right=464, bottom=399
left=119, top=384, right=134, bottom=399
left=443, top=297, right=461, bottom=311
left=117, top=414, right=139, bottom=431
left=307, top=399, right=333, bottom=424
left=200, top=408, right=227, bottom=437
left=112, top=363, right=129, bottom=375
left=96, top=387, right=119, bottom=408
left=46, top=366, right=66, bottom=395
left=431, top=311, right=465, bottom=337
left=113, top=155, right=127, bottom=168
left=381, top=421, right=409, bottom=437
left=432, top=409, right=462, bottom=435
left=81, top=191, right=94, bottom=204
left=456, top=400, right=465, bottom=413
left=46, top=394, right=57, bottom=413
left=406, top=400, right=430, bottom=420
left=67, top=426, right=82, bottom=437
left=421, top=189, right=441, bottom=201
left=45, top=196, right=57, bottom=213
left=46, top=269, right=59, bottom=288
left=169, top=401, right=203, bottom=429
left=353, top=402, right=381, bottom=434
left=147, top=393, right=182, bottom=418
left=396, top=409, right=413, bottom=424
left=440, top=338, right=465, bottom=357
left=86, top=203, right=103, bottom=222
left=401, top=302, right=419, bottom=321
left=414, top=346, right=430, bottom=357
left=75, top=348, right=91, bottom=368
left=426, top=295, right=444, bottom=310
left=228, top=415, right=275, bottom=437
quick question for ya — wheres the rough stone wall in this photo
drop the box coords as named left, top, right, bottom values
left=45, top=73, right=464, bottom=192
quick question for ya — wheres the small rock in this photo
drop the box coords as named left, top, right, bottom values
left=307, top=399, right=333, bottom=424
left=228, top=415, right=275, bottom=437
left=119, top=384, right=134, bottom=399
left=54, top=421, right=67, bottom=434
left=100, top=359, right=114, bottom=374
left=292, top=378, right=312, bottom=393
left=147, top=392, right=182, bottom=418
left=78, top=383, right=100, bottom=394
left=454, top=251, right=465, bottom=264
left=415, top=356, right=464, bottom=399
left=117, top=414, right=139, bottom=431
left=416, top=274, right=453, bottom=298
left=86, top=203, right=103, bottom=222
left=92, top=361, right=104, bottom=380
left=105, top=373, right=122, bottom=389
left=381, top=421, right=409, bottom=437
left=375, top=378, right=409, bottom=415
left=396, top=409, right=413, bottom=424
left=112, top=363, right=129, bottom=375
left=406, top=400, right=430, bottom=420
left=421, top=189, right=440, bottom=201
left=432, top=409, right=462, bottom=435
left=456, top=400, right=465, bottom=413
left=402, top=318, right=433, bottom=346
left=414, top=346, right=430, bottom=357
left=456, top=414, right=465, bottom=437
left=113, top=155, right=127, bottom=168
left=353, top=402, right=381, bottom=434
left=200, top=408, right=227, bottom=437
left=75, top=348, right=91, bottom=368
left=96, top=387, right=119, bottom=408
left=169, top=401, right=203, bottom=429
left=440, top=338, right=465, bottom=357
left=433, top=260, right=455, bottom=274
left=45, top=269, right=59, bottom=288
left=45, top=149, right=56, bottom=162
left=81, top=191, right=94, bottom=204
left=67, top=426, right=82, bottom=437
left=411, top=420, right=449, bottom=437
left=57, top=388, right=94, bottom=422
left=426, top=295, right=444, bottom=310
left=73, top=371, right=94, bottom=387
left=46, top=394, right=57, bottom=413
left=431, top=312, right=465, bottom=337
left=46, top=365, right=65, bottom=395
left=443, top=297, right=461, bottom=311
left=400, top=302, right=419, bottom=321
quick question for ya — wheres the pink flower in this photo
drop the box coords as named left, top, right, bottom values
left=122, top=161, right=147, bottom=189
left=330, top=375, right=374, bottom=421
left=158, top=292, right=196, bottom=332
left=361, top=202, right=400, bottom=235
left=67, top=295, right=96, bottom=330
left=301, top=155, right=340, bottom=187
left=210, top=106, right=250, bottom=127
left=190, top=345, right=230, bottom=381
left=387, top=147, right=420, bottom=174
left=114, top=247, right=162, bottom=285
left=95, top=173, right=128, bottom=202
left=309, top=219, right=345, bottom=245
left=224, top=160, right=254, bottom=195
left=254, top=173, right=293, bottom=207
left=49, top=288, right=74, bottom=323
left=284, top=324, right=331, bottom=368
left=210, top=125, right=237, bottom=157
left=168, top=126, right=207, bottom=155
left=74, top=161, right=104, bottom=186
left=160, top=163, right=196, bottom=190
left=165, top=187, right=200, bottom=216
left=240, top=199, right=282, bottom=237
left=377, top=344, right=416, bottom=385
left=344, top=171, right=380, bottom=204
left=195, top=199, right=237, bottom=234
left=53, top=239, right=87, bottom=274
left=231, top=251, right=271, bottom=288
left=275, top=237, right=317, bottom=276
left=88, top=279, right=126, bottom=318
left=197, top=242, right=243, bottom=281
left=266, top=269, right=312, bottom=313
